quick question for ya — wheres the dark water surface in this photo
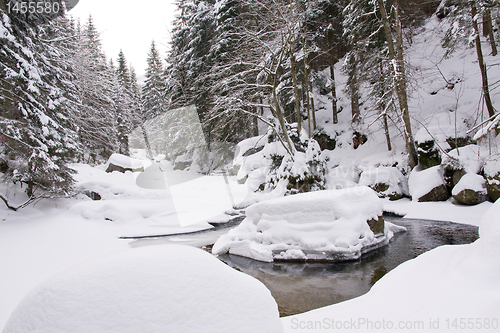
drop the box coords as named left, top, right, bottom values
left=217, top=217, right=479, bottom=317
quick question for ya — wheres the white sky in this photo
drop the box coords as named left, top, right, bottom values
left=69, top=0, right=178, bottom=80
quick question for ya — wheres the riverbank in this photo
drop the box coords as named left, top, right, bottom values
left=0, top=168, right=496, bottom=331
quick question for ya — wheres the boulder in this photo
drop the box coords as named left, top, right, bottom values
left=83, top=190, right=101, bottom=201
left=486, top=176, right=500, bottom=202
left=417, top=184, right=449, bottom=202
left=442, top=145, right=483, bottom=191
left=313, top=131, right=336, bottom=151
left=409, top=166, right=450, bottom=202
left=105, top=154, right=144, bottom=173
left=359, top=167, right=409, bottom=201
left=452, top=173, right=487, bottom=205
left=484, top=158, right=500, bottom=202
left=416, top=139, right=441, bottom=170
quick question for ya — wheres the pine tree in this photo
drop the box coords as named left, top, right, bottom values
left=72, top=16, right=118, bottom=161
left=1, top=10, right=80, bottom=208
left=114, top=50, right=135, bottom=155
left=165, top=0, right=218, bottom=143
left=142, top=40, right=165, bottom=121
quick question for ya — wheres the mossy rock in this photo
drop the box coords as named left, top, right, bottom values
left=0, top=158, right=8, bottom=173
left=313, top=132, right=336, bottom=151
left=417, top=184, right=450, bottom=202
left=486, top=175, right=500, bottom=202
left=106, top=163, right=144, bottom=173
left=353, top=131, right=367, bottom=149
left=287, top=175, right=324, bottom=194
left=369, top=183, right=403, bottom=201
left=417, top=140, right=441, bottom=170
left=242, top=146, right=264, bottom=157
left=446, top=137, right=474, bottom=150
left=173, top=160, right=192, bottom=171
left=367, top=216, right=384, bottom=235
left=453, top=189, right=487, bottom=205
left=444, top=168, right=466, bottom=192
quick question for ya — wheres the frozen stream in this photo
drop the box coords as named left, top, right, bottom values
left=129, top=216, right=479, bottom=317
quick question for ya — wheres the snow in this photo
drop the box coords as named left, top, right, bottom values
left=414, top=112, right=468, bottom=146
left=382, top=198, right=492, bottom=226
left=484, top=156, right=500, bottom=178
left=234, top=136, right=268, bottom=182
left=281, top=200, right=500, bottom=332
left=359, top=167, right=409, bottom=198
left=0, top=162, right=250, bottom=330
left=107, top=153, right=144, bottom=170
left=213, top=187, right=405, bottom=262
left=442, top=144, right=482, bottom=174
left=408, top=165, right=445, bottom=201
left=451, top=173, right=486, bottom=196
left=3, top=245, right=283, bottom=333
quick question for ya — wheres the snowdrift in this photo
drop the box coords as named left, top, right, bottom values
left=213, top=186, right=406, bottom=262
left=3, top=245, right=283, bottom=333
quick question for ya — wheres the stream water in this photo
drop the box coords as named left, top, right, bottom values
left=130, top=216, right=479, bottom=317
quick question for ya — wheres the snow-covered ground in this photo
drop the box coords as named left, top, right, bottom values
left=0, top=162, right=248, bottom=331
left=0, top=161, right=495, bottom=332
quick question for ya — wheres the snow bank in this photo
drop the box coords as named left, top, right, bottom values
left=213, top=187, right=404, bottom=262
left=3, top=245, right=283, bottom=333
left=408, top=166, right=446, bottom=201
left=281, top=200, right=500, bottom=332
left=359, top=167, right=409, bottom=199
left=107, top=153, right=144, bottom=171
left=451, top=173, right=486, bottom=196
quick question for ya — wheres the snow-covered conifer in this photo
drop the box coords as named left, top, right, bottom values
left=142, top=40, right=165, bottom=121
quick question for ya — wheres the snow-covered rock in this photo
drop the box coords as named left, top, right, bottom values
left=359, top=167, right=409, bottom=200
left=415, top=131, right=442, bottom=170
left=105, top=154, right=144, bottom=173
left=484, top=157, right=500, bottom=202
left=442, top=144, right=483, bottom=174
left=452, top=173, right=487, bottom=205
left=213, top=187, right=405, bottom=262
left=408, top=166, right=449, bottom=202
left=3, top=245, right=283, bottom=333
left=232, top=135, right=268, bottom=179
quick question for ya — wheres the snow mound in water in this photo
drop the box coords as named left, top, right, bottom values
left=3, top=245, right=283, bottom=333
left=213, top=187, right=405, bottom=262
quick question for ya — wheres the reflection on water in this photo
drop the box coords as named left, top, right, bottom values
left=217, top=217, right=479, bottom=317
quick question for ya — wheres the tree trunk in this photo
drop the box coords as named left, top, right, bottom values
left=383, top=113, right=392, bottom=151
left=310, top=84, right=316, bottom=131
left=290, top=52, right=302, bottom=133
left=483, top=10, right=497, bottom=56
left=272, top=72, right=295, bottom=155
left=330, top=64, right=338, bottom=124
left=378, top=0, right=418, bottom=168
left=471, top=2, right=495, bottom=118
left=303, top=64, right=311, bottom=138
left=253, top=106, right=259, bottom=136
left=348, top=54, right=360, bottom=124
